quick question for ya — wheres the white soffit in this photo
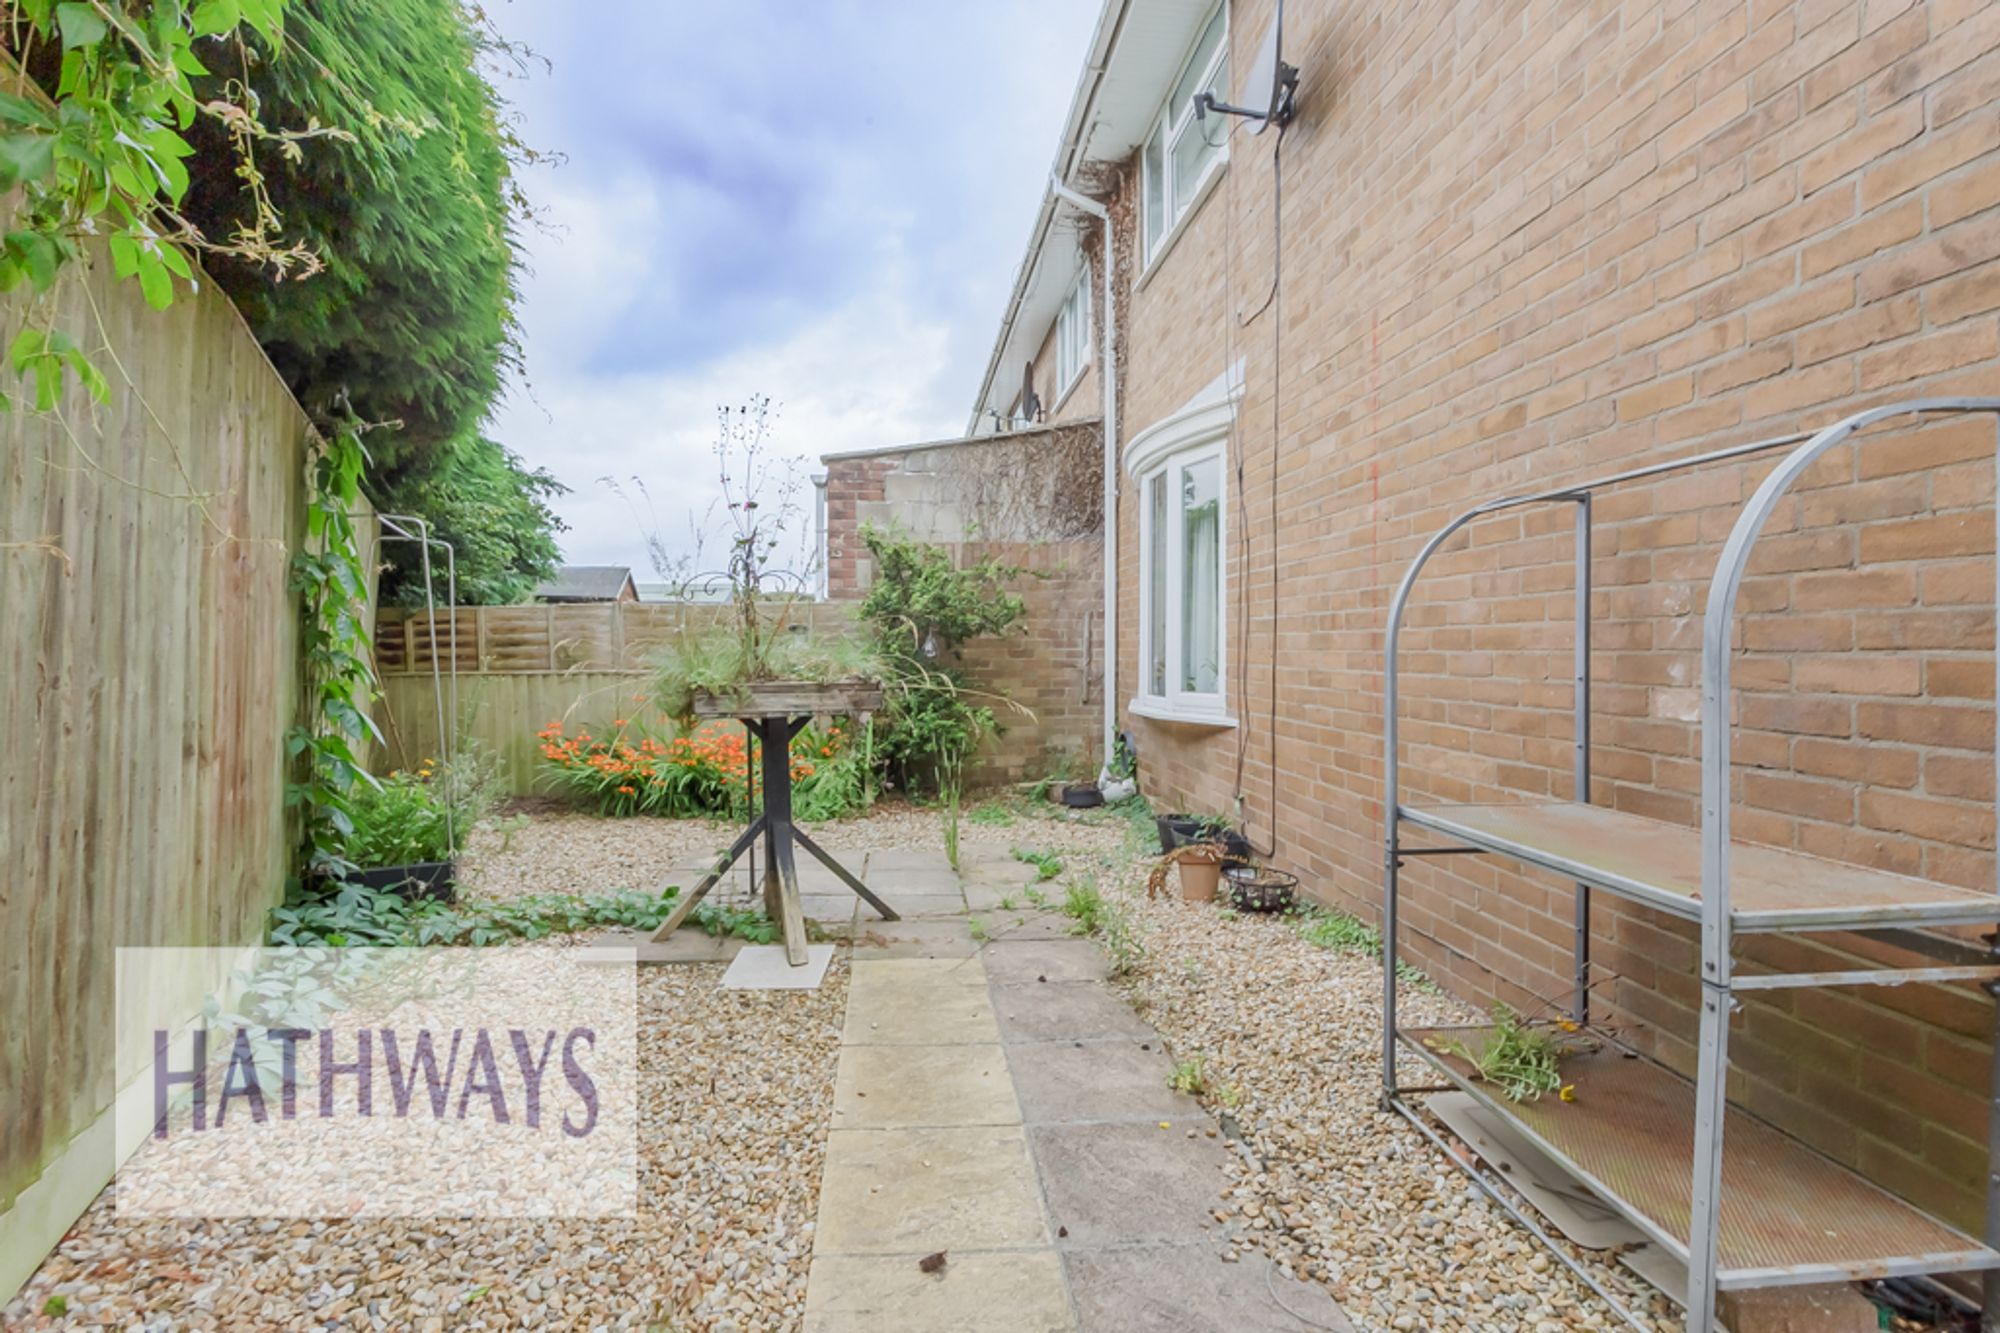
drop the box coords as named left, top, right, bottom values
left=969, top=0, right=1220, bottom=431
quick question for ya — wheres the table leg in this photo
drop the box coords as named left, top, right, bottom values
left=762, top=715, right=811, bottom=966
left=793, top=825, right=900, bottom=922
left=650, top=814, right=766, bottom=942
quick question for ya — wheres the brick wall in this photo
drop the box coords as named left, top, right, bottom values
left=824, top=455, right=895, bottom=602
left=1091, top=0, right=2000, bottom=1230
left=822, top=427, right=1105, bottom=787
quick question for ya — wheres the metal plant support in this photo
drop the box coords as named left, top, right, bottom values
left=369, top=512, right=460, bottom=852
left=1379, top=399, right=2000, bottom=1332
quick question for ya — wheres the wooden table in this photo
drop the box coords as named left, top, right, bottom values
left=650, top=687, right=897, bottom=965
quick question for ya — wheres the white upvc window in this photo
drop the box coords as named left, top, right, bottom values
left=1137, top=443, right=1227, bottom=721
left=1054, top=267, right=1091, bottom=395
left=1141, top=4, right=1229, bottom=266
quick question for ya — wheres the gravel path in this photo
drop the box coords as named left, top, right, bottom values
left=457, top=797, right=1130, bottom=905
left=1096, top=865, right=1681, bottom=1333
left=10, top=799, right=1669, bottom=1333
left=7, top=800, right=1123, bottom=1333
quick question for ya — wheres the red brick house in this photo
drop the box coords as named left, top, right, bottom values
left=947, top=1, right=2000, bottom=1325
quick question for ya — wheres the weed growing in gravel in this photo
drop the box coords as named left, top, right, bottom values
left=1012, top=847, right=1064, bottom=881
left=1169, top=1052, right=1209, bottom=1095
left=1061, top=878, right=1107, bottom=935
left=942, top=781, right=962, bottom=872
left=1293, top=905, right=1440, bottom=992
left=968, top=800, right=1015, bottom=827
left=1294, top=907, right=1381, bottom=953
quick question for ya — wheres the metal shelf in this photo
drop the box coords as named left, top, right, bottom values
left=1380, top=400, right=2000, bottom=1330
left=1401, top=1024, right=2000, bottom=1290
left=1401, top=801, right=2000, bottom=933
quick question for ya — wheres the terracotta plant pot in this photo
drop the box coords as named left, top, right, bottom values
left=1176, top=847, right=1223, bottom=903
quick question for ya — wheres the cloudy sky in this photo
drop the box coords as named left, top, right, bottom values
left=483, top=1, right=1100, bottom=579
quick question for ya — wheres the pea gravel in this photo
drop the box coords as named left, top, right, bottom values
left=3, top=800, right=1116, bottom=1333
left=1096, top=862, right=1683, bottom=1333
left=7, top=801, right=1685, bottom=1331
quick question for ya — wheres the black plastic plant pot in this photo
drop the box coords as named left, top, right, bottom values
left=1061, top=783, right=1104, bottom=808
left=1222, top=865, right=1297, bottom=914
left=348, top=860, right=456, bottom=904
left=1158, top=815, right=1250, bottom=863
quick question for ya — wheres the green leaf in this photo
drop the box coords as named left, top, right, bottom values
left=8, top=230, right=60, bottom=292
left=32, top=356, right=61, bottom=411
left=0, top=133, right=54, bottom=190
left=136, top=254, right=173, bottom=310
left=0, top=92, right=54, bottom=131
left=65, top=349, right=109, bottom=404
left=107, top=233, right=139, bottom=277
left=9, top=327, right=46, bottom=372
left=191, top=0, right=239, bottom=36
left=54, top=2, right=107, bottom=48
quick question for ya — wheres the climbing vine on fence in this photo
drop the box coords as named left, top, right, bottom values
left=285, top=426, right=378, bottom=881
left=0, top=0, right=330, bottom=409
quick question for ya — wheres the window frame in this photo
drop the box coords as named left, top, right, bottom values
left=1140, top=3, right=1231, bottom=270
left=1053, top=266, right=1092, bottom=399
left=1135, top=438, right=1229, bottom=724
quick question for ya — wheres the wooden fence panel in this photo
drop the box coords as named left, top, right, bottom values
left=0, top=233, right=342, bottom=1296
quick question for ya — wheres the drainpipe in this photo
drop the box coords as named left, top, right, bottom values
left=811, top=473, right=828, bottom=599
left=1049, top=175, right=1118, bottom=777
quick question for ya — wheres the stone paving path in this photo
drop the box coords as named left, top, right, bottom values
left=801, top=850, right=1354, bottom=1333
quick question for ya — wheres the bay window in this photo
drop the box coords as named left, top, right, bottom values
left=1136, top=441, right=1228, bottom=722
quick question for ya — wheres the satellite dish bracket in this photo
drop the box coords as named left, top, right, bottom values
left=1193, top=65, right=1298, bottom=130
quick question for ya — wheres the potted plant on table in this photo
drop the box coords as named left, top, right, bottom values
left=650, top=398, right=886, bottom=727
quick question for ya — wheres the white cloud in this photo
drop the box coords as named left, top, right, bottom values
left=482, top=0, right=1099, bottom=576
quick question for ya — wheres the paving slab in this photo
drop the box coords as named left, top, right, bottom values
left=816, top=1125, right=1049, bottom=1253
left=593, top=925, right=745, bottom=965
left=1006, top=1039, right=1195, bottom=1125
left=1062, top=1244, right=1354, bottom=1332
left=864, top=847, right=957, bottom=873
left=983, top=914, right=1088, bottom=943
left=720, top=943, right=837, bottom=990
left=833, top=1043, right=1020, bottom=1128
left=962, top=879, right=1037, bottom=912
left=991, top=981, right=1158, bottom=1044
left=1029, top=1122, right=1233, bottom=1247
left=877, top=892, right=969, bottom=919
left=804, top=1251, right=1073, bottom=1333
left=981, top=938, right=1111, bottom=985
left=845, top=978, right=1000, bottom=1045
left=960, top=854, right=1040, bottom=882
left=847, top=957, right=988, bottom=990
left=862, top=869, right=965, bottom=896
left=850, top=918, right=982, bottom=959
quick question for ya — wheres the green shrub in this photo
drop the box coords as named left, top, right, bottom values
left=342, top=754, right=495, bottom=867
left=857, top=525, right=1027, bottom=793
left=269, top=881, right=780, bottom=949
